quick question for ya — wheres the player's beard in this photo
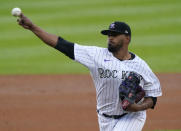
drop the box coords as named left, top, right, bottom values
left=108, top=40, right=123, bottom=53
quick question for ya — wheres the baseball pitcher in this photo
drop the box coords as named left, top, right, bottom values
left=17, top=13, right=162, bottom=131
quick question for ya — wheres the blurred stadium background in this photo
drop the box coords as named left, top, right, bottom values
left=0, top=0, right=181, bottom=74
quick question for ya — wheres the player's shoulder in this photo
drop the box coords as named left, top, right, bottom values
left=133, top=54, right=152, bottom=71
left=75, top=43, right=106, bottom=52
left=134, top=54, right=146, bottom=64
left=90, top=45, right=106, bottom=50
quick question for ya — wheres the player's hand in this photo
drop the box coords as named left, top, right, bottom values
left=18, top=13, right=34, bottom=30
left=125, top=97, right=154, bottom=112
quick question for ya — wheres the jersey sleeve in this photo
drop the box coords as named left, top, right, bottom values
left=141, top=65, right=162, bottom=97
left=74, top=43, right=97, bottom=69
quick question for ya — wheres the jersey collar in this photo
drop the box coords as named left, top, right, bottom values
left=107, top=50, right=136, bottom=61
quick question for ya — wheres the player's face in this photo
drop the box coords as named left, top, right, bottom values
left=107, top=34, right=127, bottom=53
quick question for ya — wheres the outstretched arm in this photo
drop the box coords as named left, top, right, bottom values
left=18, top=13, right=58, bottom=47
left=18, top=13, right=75, bottom=59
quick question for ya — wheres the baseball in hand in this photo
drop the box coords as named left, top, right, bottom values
left=11, top=7, right=22, bottom=17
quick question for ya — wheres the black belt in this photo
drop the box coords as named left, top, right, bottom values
left=97, top=110, right=127, bottom=119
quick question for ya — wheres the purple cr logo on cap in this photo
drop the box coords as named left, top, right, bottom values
left=110, top=23, right=115, bottom=29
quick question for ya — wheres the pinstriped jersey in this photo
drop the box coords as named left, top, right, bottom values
left=74, top=44, right=162, bottom=115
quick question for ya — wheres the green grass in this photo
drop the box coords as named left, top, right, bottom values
left=0, top=0, right=181, bottom=74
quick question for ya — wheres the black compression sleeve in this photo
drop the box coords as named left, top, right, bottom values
left=150, top=97, right=157, bottom=109
left=54, top=37, right=75, bottom=60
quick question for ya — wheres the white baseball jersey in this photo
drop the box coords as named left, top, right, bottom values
left=74, top=44, right=162, bottom=131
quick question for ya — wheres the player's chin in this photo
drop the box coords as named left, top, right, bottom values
left=108, top=44, right=117, bottom=52
left=108, top=44, right=115, bottom=52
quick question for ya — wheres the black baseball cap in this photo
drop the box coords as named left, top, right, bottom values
left=101, top=21, right=131, bottom=37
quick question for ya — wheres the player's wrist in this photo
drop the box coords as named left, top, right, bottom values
left=30, top=24, right=37, bottom=31
left=126, top=103, right=141, bottom=112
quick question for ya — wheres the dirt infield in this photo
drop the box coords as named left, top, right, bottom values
left=0, top=74, right=180, bottom=131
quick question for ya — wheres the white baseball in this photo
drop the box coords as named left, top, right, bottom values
left=11, top=8, right=22, bottom=17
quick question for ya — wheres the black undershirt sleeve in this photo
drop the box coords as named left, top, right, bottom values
left=150, top=97, right=157, bottom=109
left=54, top=37, right=75, bottom=60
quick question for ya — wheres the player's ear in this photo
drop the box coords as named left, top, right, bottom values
left=128, top=36, right=131, bottom=43
left=125, top=35, right=131, bottom=44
